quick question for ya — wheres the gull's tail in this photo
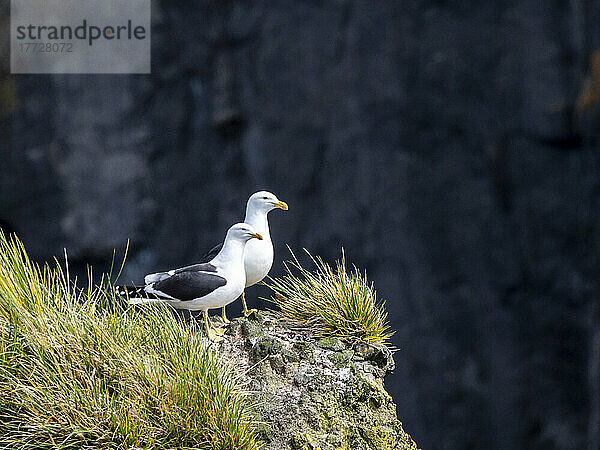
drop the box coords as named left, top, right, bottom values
left=115, top=285, right=164, bottom=305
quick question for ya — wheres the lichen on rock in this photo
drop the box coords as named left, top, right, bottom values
left=216, top=313, right=418, bottom=450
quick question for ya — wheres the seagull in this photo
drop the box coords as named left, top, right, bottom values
left=200, top=191, right=288, bottom=322
left=117, top=223, right=263, bottom=341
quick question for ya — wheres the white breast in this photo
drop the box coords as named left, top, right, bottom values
left=243, top=237, right=274, bottom=287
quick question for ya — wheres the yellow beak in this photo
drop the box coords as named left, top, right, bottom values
left=251, top=232, right=263, bottom=240
left=273, top=200, right=288, bottom=210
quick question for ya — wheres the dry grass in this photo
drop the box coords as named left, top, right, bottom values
left=267, top=249, right=393, bottom=346
left=0, top=232, right=259, bottom=449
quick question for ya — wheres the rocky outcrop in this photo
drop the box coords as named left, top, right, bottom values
left=216, top=313, right=417, bottom=450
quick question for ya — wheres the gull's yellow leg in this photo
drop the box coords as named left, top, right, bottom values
left=203, top=310, right=223, bottom=342
left=221, top=306, right=231, bottom=324
left=242, top=291, right=257, bottom=317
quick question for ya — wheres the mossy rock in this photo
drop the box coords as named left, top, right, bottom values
left=252, top=336, right=283, bottom=361
left=328, top=350, right=354, bottom=368
left=255, top=422, right=273, bottom=443
left=289, top=433, right=310, bottom=450
left=295, top=366, right=316, bottom=387
left=242, top=319, right=264, bottom=338
left=352, top=342, right=393, bottom=369
left=225, top=318, right=242, bottom=335
left=361, top=425, right=397, bottom=449
left=269, top=354, right=286, bottom=374
left=293, top=341, right=315, bottom=362
left=219, top=311, right=419, bottom=450
left=317, top=336, right=345, bottom=351
left=282, top=348, right=300, bottom=363
left=246, top=310, right=264, bottom=322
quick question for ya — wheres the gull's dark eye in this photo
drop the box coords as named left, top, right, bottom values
left=263, top=196, right=268, bottom=200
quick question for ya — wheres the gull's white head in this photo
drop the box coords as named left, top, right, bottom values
left=247, top=191, right=288, bottom=214
left=226, top=223, right=263, bottom=242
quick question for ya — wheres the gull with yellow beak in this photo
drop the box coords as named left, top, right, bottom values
left=201, top=191, right=288, bottom=320
left=118, top=223, right=263, bottom=341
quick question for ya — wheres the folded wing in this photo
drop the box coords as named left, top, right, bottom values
left=151, top=268, right=227, bottom=301
left=144, top=262, right=219, bottom=285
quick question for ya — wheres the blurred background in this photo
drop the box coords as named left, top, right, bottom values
left=1, top=1, right=600, bottom=448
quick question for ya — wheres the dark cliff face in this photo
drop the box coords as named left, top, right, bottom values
left=1, top=1, right=600, bottom=449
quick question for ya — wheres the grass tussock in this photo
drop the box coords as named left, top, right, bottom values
left=0, top=232, right=258, bottom=450
left=267, top=249, right=393, bottom=346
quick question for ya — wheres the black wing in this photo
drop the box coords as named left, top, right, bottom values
left=175, top=262, right=217, bottom=274
left=199, top=243, right=223, bottom=263
left=153, top=270, right=226, bottom=301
